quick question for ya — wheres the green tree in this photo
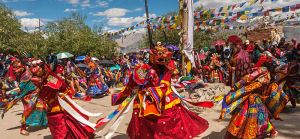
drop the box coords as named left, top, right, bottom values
left=44, top=13, right=118, bottom=59
left=0, top=3, right=23, bottom=50
left=0, top=3, right=119, bottom=59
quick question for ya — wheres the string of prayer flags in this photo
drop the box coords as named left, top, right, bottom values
left=250, top=0, right=258, bottom=6
left=107, top=2, right=300, bottom=36
left=240, top=2, right=247, bottom=7
left=194, top=0, right=284, bottom=21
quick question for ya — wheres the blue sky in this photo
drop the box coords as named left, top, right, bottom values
left=1, top=0, right=180, bottom=31
left=1, top=0, right=298, bottom=32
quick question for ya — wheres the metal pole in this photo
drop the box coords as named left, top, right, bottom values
left=144, top=0, right=154, bottom=48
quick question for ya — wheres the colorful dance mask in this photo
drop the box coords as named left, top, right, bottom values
left=150, top=46, right=172, bottom=66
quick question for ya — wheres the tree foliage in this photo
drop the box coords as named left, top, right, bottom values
left=44, top=13, right=118, bottom=59
left=0, top=4, right=118, bottom=59
left=0, top=3, right=23, bottom=50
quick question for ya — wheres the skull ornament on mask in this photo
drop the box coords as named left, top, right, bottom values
left=149, top=46, right=172, bottom=65
left=30, top=66, right=44, bottom=77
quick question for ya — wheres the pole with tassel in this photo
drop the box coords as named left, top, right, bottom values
left=179, top=0, right=188, bottom=76
left=144, top=0, right=154, bottom=49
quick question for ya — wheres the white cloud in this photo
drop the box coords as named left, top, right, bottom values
left=64, top=8, right=78, bottom=12
left=81, top=0, right=90, bottom=7
left=93, top=8, right=129, bottom=17
left=134, top=7, right=143, bottom=12
left=107, top=17, right=134, bottom=27
left=65, top=0, right=80, bottom=4
left=64, top=0, right=91, bottom=8
left=107, top=13, right=157, bottom=27
left=93, top=7, right=150, bottom=18
left=20, top=18, right=44, bottom=28
left=13, top=10, right=33, bottom=17
left=143, top=13, right=157, bottom=18
left=97, top=0, right=109, bottom=7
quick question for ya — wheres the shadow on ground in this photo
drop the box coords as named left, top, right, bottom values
left=202, top=128, right=227, bottom=139
left=273, top=106, right=300, bottom=139
left=43, top=135, right=52, bottom=139
left=7, top=125, right=47, bottom=133
left=111, top=134, right=129, bottom=139
left=6, top=125, right=21, bottom=131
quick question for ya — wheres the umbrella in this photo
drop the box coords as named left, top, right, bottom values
left=76, top=63, right=88, bottom=72
left=110, top=65, right=120, bottom=71
left=166, top=45, right=179, bottom=51
left=76, top=63, right=88, bottom=68
left=56, top=52, right=74, bottom=60
left=110, top=67, right=117, bottom=71
left=212, top=40, right=226, bottom=46
left=99, top=60, right=115, bottom=66
left=91, top=57, right=99, bottom=61
left=31, top=59, right=43, bottom=65
left=75, top=56, right=86, bottom=61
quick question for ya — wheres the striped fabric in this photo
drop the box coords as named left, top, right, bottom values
left=220, top=67, right=289, bottom=138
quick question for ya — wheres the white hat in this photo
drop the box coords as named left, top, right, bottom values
left=245, top=40, right=250, bottom=45
left=31, top=61, right=37, bottom=65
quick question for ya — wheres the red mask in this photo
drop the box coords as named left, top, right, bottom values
left=150, top=46, right=172, bottom=65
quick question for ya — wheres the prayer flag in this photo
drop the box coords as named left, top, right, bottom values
left=296, top=4, right=300, bottom=10
left=240, top=2, right=246, bottom=7
left=232, top=4, right=237, bottom=10
left=282, top=6, right=290, bottom=12
left=209, top=20, right=214, bottom=25
left=227, top=5, right=231, bottom=10
left=249, top=0, right=257, bottom=6
left=219, top=7, right=223, bottom=12
left=223, top=6, right=228, bottom=12
left=275, top=8, right=282, bottom=12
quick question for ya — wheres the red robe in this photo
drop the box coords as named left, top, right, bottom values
left=112, top=61, right=209, bottom=139
left=39, top=65, right=94, bottom=139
